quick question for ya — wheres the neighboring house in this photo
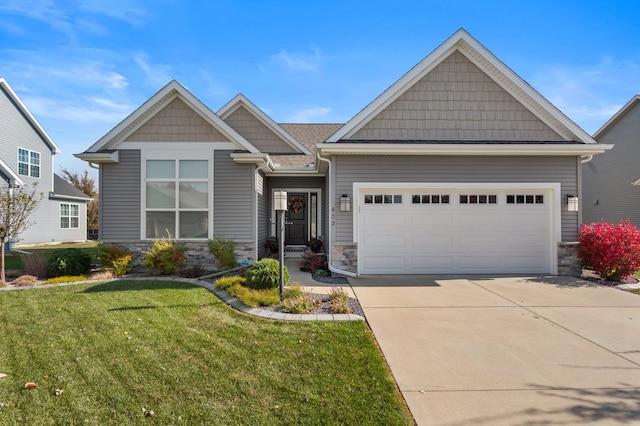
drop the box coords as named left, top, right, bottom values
left=583, top=95, right=640, bottom=225
left=0, top=78, right=92, bottom=246
left=76, top=29, right=610, bottom=276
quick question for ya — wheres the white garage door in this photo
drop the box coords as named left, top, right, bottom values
left=358, top=187, right=556, bottom=274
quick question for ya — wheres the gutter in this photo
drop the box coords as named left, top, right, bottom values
left=315, top=151, right=357, bottom=278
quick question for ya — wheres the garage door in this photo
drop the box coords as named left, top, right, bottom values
left=358, top=187, right=555, bottom=274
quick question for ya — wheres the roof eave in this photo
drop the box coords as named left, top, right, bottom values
left=74, top=151, right=120, bottom=163
left=317, top=143, right=614, bottom=156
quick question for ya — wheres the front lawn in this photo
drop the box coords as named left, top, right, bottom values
left=0, top=280, right=413, bottom=425
left=4, top=242, right=99, bottom=272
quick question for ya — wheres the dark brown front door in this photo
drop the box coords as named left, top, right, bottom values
left=285, top=193, right=307, bottom=245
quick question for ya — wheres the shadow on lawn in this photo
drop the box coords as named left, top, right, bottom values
left=107, top=302, right=222, bottom=311
left=82, top=279, right=205, bottom=293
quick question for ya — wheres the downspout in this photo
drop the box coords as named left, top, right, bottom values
left=316, top=151, right=357, bottom=278
left=254, top=161, right=271, bottom=264
left=581, top=155, right=593, bottom=164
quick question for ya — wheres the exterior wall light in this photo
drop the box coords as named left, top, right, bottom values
left=567, top=195, right=579, bottom=212
left=340, top=195, right=351, bottom=212
left=274, top=191, right=288, bottom=211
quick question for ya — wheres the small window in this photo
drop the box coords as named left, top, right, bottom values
left=460, top=194, right=497, bottom=205
left=365, top=194, right=403, bottom=205
left=412, top=194, right=450, bottom=204
left=18, top=148, right=40, bottom=178
left=60, top=203, right=79, bottom=229
left=507, top=194, right=544, bottom=205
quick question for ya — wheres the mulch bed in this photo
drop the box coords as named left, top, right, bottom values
left=259, top=292, right=364, bottom=317
left=580, top=269, right=639, bottom=287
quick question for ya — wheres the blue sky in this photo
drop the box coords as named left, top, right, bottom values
left=1, top=0, right=639, bottom=179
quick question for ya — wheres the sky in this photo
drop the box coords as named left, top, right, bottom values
left=1, top=0, right=639, bottom=180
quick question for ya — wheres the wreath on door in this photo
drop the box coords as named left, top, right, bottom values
left=288, top=196, right=305, bottom=213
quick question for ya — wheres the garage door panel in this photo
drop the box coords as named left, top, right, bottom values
left=409, top=234, right=454, bottom=250
left=358, top=187, right=554, bottom=275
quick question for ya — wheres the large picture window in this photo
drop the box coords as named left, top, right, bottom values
left=145, top=159, right=209, bottom=239
left=60, top=203, right=79, bottom=228
left=18, top=148, right=40, bottom=178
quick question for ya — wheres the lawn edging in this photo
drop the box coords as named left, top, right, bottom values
left=0, top=275, right=366, bottom=322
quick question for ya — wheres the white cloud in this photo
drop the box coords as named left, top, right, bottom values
left=530, top=56, right=640, bottom=133
left=78, top=0, right=148, bottom=26
left=22, top=96, right=133, bottom=123
left=269, top=47, right=323, bottom=73
left=286, top=105, right=332, bottom=123
left=134, top=53, right=173, bottom=87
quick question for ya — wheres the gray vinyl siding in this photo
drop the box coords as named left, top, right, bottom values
left=583, top=101, right=640, bottom=225
left=1, top=83, right=79, bottom=245
left=100, top=150, right=141, bottom=240
left=334, top=155, right=579, bottom=242
left=214, top=150, right=253, bottom=240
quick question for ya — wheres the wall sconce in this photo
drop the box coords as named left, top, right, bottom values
left=567, top=195, right=579, bottom=212
left=274, top=191, right=288, bottom=211
left=340, top=195, right=351, bottom=212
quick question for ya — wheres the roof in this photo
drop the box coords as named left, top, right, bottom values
left=326, top=28, right=598, bottom=145
left=79, top=80, right=259, bottom=156
left=273, top=124, right=343, bottom=168
left=593, top=95, right=640, bottom=139
left=50, top=174, right=93, bottom=201
left=0, top=158, right=24, bottom=186
left=0, top=78, right=61, bottom=154
left=218, top=94, right=312, bottom=155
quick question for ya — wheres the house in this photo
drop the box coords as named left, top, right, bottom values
left=76, top=29, right=611, bottom=276
left=582, top=95, right=640, bottom=225
left=0, top=78, right=92, bottom=246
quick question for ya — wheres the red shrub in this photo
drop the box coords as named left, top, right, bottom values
left=578, top=219, right=640, bottom=281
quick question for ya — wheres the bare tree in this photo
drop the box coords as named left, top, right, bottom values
left=0, top=184, right=42, bottom=284
left=61, top=169, right=98, bottom=230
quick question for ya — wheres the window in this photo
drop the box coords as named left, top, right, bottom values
left=18, top=148, right=40, bottom=178
left=145, top=159, right=209, bottom=239
left=364, top=194, right=403, bottom=204
left=506, top=194, right=544, bottom=204
left=459, top=194, right=497, bottom=204
left=60, top=203, right=79, bottom=228
left=412, top=194, right=450, bottom=204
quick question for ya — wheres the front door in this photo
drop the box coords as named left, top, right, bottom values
left=285, top=193, right=308, bottom=245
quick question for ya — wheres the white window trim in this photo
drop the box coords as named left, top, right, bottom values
left=17, top=147, right=41, bottom=178
left=60, top=202, right=80, bottom=229
left=141, top=149, right=214, bottom=240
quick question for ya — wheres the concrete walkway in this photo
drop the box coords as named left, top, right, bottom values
left=350, top=275, right=640, bottom=425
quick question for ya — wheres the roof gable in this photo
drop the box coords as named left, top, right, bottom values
left=0, top=78, right=61, bottom=154
left=326, top=29, right=596, bottom=144
left=593, top=95, right=640, bottom=139
left=84, top=80, right=259, bottom=153
left=218, top=94, right=312, bottom=155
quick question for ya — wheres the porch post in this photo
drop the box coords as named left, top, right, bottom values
left=274, top=191, right=288, bottom=300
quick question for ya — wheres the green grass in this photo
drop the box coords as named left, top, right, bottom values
left=0, top=280, right=413, bottom=425
left=627, top=289, right=640, bottom=296
left=4, top=241, right=99, bottom=272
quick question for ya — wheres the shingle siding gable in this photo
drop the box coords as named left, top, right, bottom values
left=350, top=51, right=565, bottom=141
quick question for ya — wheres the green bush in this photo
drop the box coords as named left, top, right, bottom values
left=43, top=275, right=90, bottom=285
left=97, top=243, right=132, bottom=276
left=245, top=258, right=289, bottom=290
left=143, top=238, right=186, bottom=275
left=215, top=275, right=246, bottom=290
left=208, top=237, right=237, bottom=270
left=47, top=249, right=91, bottom=278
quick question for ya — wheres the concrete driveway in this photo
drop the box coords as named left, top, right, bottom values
left=350, top=275, right=640, bottom=425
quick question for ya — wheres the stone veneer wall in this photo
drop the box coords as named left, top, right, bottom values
left=557, top=242, right=581, bottom=276
left=331, top=243, right=357, bottom=274
left=107, top=241, right=255, bottom=273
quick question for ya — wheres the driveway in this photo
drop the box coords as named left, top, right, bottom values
left=350, top=275, right=640, bottom=425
